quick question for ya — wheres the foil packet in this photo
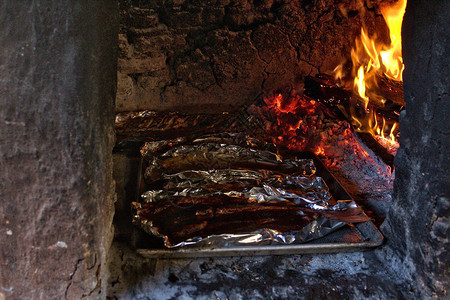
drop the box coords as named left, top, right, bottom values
left=134, top=136, right=369, bottom=249
left=142, top=169, right=333, bottom=210
left=144, top=143, right=316, bottom=181
left=133, top=200, right=367, bottom=248
left=140, top=132, right=277, bottom=160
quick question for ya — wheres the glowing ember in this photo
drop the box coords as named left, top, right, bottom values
left=375, top=135, right=400, bottom=155
left=334, top=0, right=407, bottom=147
left=259, top=90, right=394, bottom=197
left=314, top=146, right=325, bottom=157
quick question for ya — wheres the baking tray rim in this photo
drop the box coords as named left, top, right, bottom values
left=137, top=227, right=384, bottom=259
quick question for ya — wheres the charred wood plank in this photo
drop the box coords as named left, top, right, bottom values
left=357, top=132, right=395, bottom=168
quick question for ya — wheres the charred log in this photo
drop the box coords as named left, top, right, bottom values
left=304, top=74, right=401, bottom=166
left=377, top=74, right=405, bottom=107
left=357, top=132, right=395, bottom=168
left=304, top=74, right=402, bottom=122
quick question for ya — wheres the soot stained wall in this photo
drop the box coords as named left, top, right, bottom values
left=117, top=0, right=392, bottom=112
left=379, top=0, right=449, bottom=298
left=0, top=1, right=118, bottom=298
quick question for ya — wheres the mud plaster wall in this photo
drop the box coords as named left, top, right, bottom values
left=0, top=1, right=118, bottom=299
left=116, top=0, right=394, bottom=113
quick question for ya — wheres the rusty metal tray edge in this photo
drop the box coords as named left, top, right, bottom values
left=135, top=153, right=384, bottom=259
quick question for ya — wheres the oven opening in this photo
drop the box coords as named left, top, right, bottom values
left=113, top=0, right=405, bottom=254
left=107, top=0, right=446, bottom=298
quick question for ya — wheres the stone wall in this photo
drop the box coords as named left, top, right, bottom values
left=0, top=1, right=118, bottom=299
left=117, top=0, right=391, bottom=112
left=378, top=0, right=450, bottom=298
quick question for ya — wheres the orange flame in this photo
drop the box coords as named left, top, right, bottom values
left=380, top=0, right=406, bottom=80
left=335, top=0, right=406, bottom=145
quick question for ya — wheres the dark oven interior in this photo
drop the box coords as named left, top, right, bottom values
left=108, top=0, right=448, bottom=298
left=113, top=1, right=402, bottom=250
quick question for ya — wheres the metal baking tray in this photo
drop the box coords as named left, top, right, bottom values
left=135, top=153, right=384, bottom=258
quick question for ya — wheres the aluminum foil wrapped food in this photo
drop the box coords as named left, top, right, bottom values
left=115, top=110, right=268, bottom=146
left=142, top=169, right=333, bottom=210
left=143, top=143, right=316, bottom=182
left=134, top=134, right=369, bottom=248
left=132, top=197, right=368, bottom=248
left=140, top=132, right=277, bottom=160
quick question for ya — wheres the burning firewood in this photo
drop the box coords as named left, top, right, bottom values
left=304, top=74, right=400, bottom=166
left=357, top=132, right=395, bottom=167
left=304, top=74, right=402, bottom=122
left=377, top=74, right=405, bottom=107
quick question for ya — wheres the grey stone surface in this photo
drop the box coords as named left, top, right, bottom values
left=116, top=0, right=390, bottom=112
left=107, top=241, right=412, bottom=299
left=0, top=1, right=118, bottom=299
left=378, top=0, right=450, bottom=298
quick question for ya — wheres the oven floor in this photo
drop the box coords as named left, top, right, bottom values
left=107, top=240, right=412, bottom=299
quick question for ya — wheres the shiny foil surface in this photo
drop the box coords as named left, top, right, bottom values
left=133, top=134, right=369, bottom=248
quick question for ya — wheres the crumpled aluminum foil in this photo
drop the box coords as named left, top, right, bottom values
left=135, top=135, right=366, bottom=249
left=163, top=169, right=268, bottom=187
left=135, top=167, right=364, bottom=248
left=140, top=132, right=279, bottom=160
left=134, top=201, right=360, bottom=248
left=243, top=185, right=331, bottom=210
left=142, top=169, right=333, bottom=209
left=191, top=132, right=277, bottom=152
left=159, top=143, right=306, bottom=169
left=145, top=143, right=316, bottom=181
